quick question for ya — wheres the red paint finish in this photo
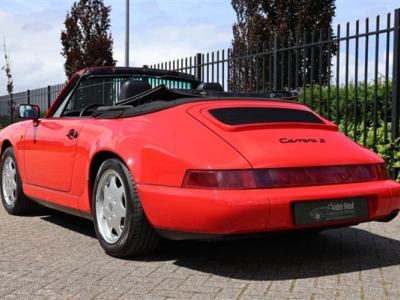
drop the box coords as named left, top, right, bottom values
left=1, top=66, right=399, bottom=242
left=137, top=180, right=399, bottom=234
left=23, top=119, right=85, bottom=192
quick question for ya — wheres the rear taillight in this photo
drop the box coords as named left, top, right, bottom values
left=254, top=164, right=389, bottom=188
left=183, top=170, right=256, bottom=189
left=182, top=164, right=389, bottom=189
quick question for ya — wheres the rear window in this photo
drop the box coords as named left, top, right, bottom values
left=208, top=107, right=324, bottom=125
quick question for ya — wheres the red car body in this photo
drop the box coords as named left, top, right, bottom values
left=1, top=67, right=399, bottom=257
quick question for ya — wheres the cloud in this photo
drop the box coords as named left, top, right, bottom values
left=112, top=1, right=235, bottom=69
left=0, top=8, right=66, bottom=91
left=0, top=1, right=236, bottom=92
left=334, top=0, right=398, bottom=27
left=22, top=21, right=52, bottom=32
left=0, top=0, right=398, bottom=94
left=332, top=48, right=393, bottom=86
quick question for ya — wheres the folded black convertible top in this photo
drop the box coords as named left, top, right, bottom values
left=91, top=84, right=303, bottom=119
left=116, top=84, right=202, bottom=106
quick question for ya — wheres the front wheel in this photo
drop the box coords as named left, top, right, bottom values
left=92, top=158, right=160, bottom=257
left=1, top=147, right=36, bottom=215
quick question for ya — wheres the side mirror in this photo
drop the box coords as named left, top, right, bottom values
left=16, top=104, right=40, bottom=120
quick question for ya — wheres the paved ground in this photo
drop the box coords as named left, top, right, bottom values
left=0, top=205, right=400, bottom=300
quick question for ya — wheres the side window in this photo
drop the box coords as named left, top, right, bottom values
left=56, top=78, right=120, bottom=117
left=52, top=75, right=194, bottom=117
left=66, top=78, right=117, bottom=110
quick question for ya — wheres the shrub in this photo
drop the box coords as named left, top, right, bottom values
left=300, top=78, right=399, bottom=181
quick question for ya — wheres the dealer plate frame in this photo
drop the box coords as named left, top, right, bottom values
left=293, top=197, right=369, bottom=226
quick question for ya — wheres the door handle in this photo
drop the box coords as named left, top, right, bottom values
left=66, top=130, right=78, bottom=139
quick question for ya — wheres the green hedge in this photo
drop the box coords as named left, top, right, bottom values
left=301, top=78, right=399, bottom=181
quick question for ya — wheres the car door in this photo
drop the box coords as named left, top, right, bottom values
left=23, top=118, right=85, bottom=192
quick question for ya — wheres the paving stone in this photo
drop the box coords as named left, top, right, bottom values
left=0, top=205, right=399, bottom=299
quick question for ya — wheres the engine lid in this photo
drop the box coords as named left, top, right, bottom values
left=186, top=101, right=380, bottom=168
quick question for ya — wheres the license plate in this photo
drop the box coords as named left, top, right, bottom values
left=293, top=197, right=369, bottom=226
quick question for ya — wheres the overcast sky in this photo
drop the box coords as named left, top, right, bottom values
left=0, top=0, right=399, bottom=92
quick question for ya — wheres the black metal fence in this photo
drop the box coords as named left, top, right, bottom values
left=152, top=9, right=400, bottom=149
left=151, top=9, right=400, bottom=179
left=0, top=8, right=399, bottom=177
left=0, top=84, right=64, bottom=127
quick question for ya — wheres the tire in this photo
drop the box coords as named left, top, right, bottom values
left=92, top=158, right=160, bottom=258
left=1, top=147, right=37, bottom=215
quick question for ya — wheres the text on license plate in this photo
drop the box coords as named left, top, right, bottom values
left=293, top=197, right=369, bottom=226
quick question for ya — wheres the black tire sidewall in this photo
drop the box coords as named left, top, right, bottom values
left=0, top=148, right=22, bottom=213
left=92, top=158, right=137, bottom=257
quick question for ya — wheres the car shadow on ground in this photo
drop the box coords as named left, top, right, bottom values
left=146, top=226, right=400, bottom=280
left=36, top=207, right=400, bottom=281
left=36, top=205, right=97, bottom=238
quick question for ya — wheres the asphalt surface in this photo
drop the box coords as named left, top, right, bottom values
left=1, top=205, right=400, bottom=300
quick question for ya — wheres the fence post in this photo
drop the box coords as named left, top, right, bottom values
left=9, top=93, right=13, bottom=124
left=196, top=53, right=202, bottom=81
left=392, top=9, right=400, bottom=179
left=273, top=36, right=281, bottom=90
left=47, top=85, right=51, bottom=110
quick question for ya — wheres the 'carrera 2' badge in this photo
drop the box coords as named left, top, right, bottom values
left=279, top=138, right=326, bottom=143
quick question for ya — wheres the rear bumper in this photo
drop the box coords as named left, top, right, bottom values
left=137, top=180, right=400, bottom=238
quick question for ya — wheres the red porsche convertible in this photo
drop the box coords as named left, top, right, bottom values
left=1, top=67, right=399, bottom=258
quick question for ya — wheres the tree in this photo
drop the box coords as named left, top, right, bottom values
left=2, top=37, right=13, bottom=94
left=230, top=0, right=337, bottom=92
left=2, top=37, right=16, bottom=119
left=61, top=0, right=116, bottom=79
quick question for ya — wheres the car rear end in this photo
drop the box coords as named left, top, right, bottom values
left=135, top=99, right=400, bottom=239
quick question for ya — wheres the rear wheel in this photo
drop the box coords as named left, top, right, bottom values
left=1, top=147, right=36, bottom=215
left=92, top=158, right=160, bottom=257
